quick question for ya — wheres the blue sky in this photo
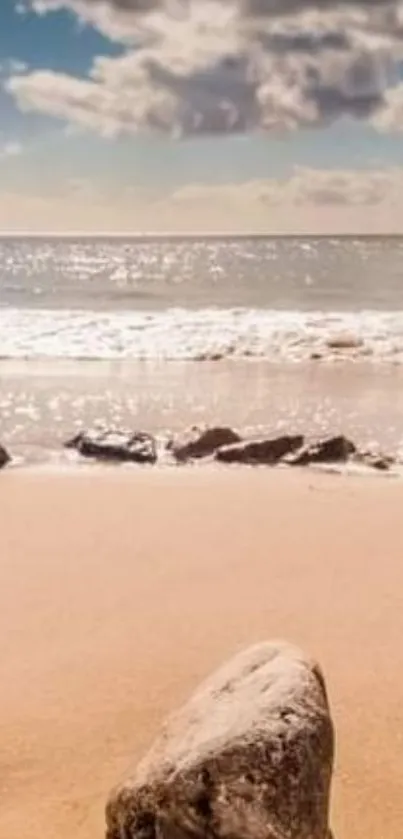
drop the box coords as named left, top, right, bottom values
left=1, top=0, right=403, bottom=232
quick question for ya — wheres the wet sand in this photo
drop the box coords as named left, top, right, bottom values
left=0, top=468, right=402, bottom=839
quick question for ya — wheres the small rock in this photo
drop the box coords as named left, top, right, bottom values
left=65, top=429, right=157, bottom=464
left=105, top=641, right=334, bottom=839
left=216, top=434, right=304, bottom=465
left=355, top=451, right=394, bottom=472
left=194, top=352, right=224, bottom=362
left=326, top=333, right=364, bottom=351
left=0, top=444, right=11, bottom=469
left=64, top=432, right=85, bottom=450
left=365, top=456, right=392, bottom=472
left=287, top=435, right=356, bottom=466
left=169, top=426, right=242, bottom=462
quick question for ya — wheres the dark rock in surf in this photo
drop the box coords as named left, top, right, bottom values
left=64, top=432, right=85, bottom=450
left=65, top=429, right=157, bottom=464
left=194, top=352, right=225, bottom=362
left=286, top=435, right=356, bottom=466
left=326, top=333, right=364, bottom=351
left=355, top=450, right=394, bottom=472
left=0, top=444, right=11, bottom=469
left=215, top=435, right=304, bottom=465
left=169, top=426, right=242, bottom=462
left=105, top=641, right=334, bottom=839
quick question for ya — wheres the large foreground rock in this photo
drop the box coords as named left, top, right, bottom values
left=0, top=444, right=10, bottom=469
left=168, top=427, right=242, bottom=462
left=65, top=429, right=157, bottom=464
left=215, top=435, right=304, bottom=465
left=106, top=641, right=334, bottom=839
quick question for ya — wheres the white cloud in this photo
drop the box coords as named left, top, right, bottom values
left=169, top=166, right=403, bottom=211
left=0, top=58, right=28, bottom=77
left=0, top=141, right=23, bottom=159
left=8, top=59, right=28, bottom=74
left=0, top=166, right=402, bottom=233
left=372, top=81, right=403, bottom=133
left=7, top=0, right=403, bottom=136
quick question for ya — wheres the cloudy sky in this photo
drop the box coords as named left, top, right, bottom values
left=2, top=0, right=403, bottom=233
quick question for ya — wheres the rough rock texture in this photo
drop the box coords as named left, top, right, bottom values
left=286, top=435, right=356, bottom=466
left=215, top=435, right=304, bottom=465
left=169, top=427, right=242, bottom=462
left=106, top=641, right=334, bottom=839
left=65, top=429, right=157, bottom=464
left=0, top=444, right=10, bottom=469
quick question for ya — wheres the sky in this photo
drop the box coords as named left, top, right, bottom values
left=2, top=0, right=403, bottom=233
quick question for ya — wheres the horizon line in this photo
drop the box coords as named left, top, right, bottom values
left=1, top=230, right=403, bottom=239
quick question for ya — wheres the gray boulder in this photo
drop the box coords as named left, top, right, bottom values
left=65, top=429, right=157, bottom=464
left=215, top=435, right=304, bottom=465
left=169, top=427, right=242, bottom=462
left=0, top=444, right=10, bottom=469
left=106, top=641, right=334, bottom=839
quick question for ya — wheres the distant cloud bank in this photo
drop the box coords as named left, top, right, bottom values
left=1, top=166, right=403, bottom=234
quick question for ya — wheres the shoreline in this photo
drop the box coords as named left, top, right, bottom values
left=3, top=457, right=403, bottom=480
left=1, top=468, right=403, bottom=839
left=2, top=358, right=403, bottom=470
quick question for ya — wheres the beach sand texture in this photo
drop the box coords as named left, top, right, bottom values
left=1, top=468, right=402, bottom=839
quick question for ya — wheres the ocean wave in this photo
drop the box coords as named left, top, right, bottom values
left=1, top=307, right=403, bottom=363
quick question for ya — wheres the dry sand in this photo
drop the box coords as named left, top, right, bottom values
left=0, top=467, right=402, bottom=839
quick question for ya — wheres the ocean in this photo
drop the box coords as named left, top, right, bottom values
left=1, top=234, right=403, bottom=465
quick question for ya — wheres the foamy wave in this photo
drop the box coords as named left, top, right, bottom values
left=1, top=307, right=403, bottom=363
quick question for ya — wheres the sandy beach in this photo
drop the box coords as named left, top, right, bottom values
left=1, top=467, right=402, bottom=839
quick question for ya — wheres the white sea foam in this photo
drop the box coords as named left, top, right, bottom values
left=1, top=307, right=403, bottom=363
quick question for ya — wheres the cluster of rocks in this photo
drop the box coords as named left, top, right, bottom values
left=105, top=641, right=334, bottom=839
left=63, top=425, right=394, bottom=472
left=0, top=425, right=396, bottom=472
